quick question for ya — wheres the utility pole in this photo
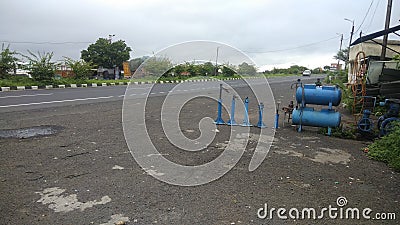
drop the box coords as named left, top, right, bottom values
left=344, top=18, right=355, bottom=47
left=344, top=18, right=355, bottom=67
left=215, top=47, right=219, bottom=76
left=337, top=34, right=343, bottom=71
left=108, top=34, right=115, bottom=44
left=380, top=0, right=393, bottom=60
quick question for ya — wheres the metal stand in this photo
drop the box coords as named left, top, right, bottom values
left=227, top=96, right=238, bottom=126
left=257, top=103, right=267, bottom=128
left=274, top=102, right=280, bottom=129
left=241, top=97, right=252, bottom=127
left=214, top=84, right=225, bottom=125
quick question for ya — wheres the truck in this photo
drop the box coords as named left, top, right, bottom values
left=97, top=66, right=121, bottom=80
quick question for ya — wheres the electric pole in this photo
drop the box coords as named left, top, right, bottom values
left=108, top=34, right=115, bottom=44
left=337, top=34, right=343, bottom=71
left=380, top=0, right=393, bottom=60
left=344, top=18, right=355, bottom=47
left=215, top=47, right=219, bottom=76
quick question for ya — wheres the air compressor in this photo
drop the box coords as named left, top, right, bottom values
left=292, top=84, right=342, bottom=135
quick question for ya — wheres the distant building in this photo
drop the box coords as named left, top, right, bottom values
left=348, top=39, right=400, bottom=83
left=330, top=63, right=342, bottom=71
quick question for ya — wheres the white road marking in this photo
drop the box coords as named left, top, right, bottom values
left=0, top=96, right=115, bottom=108
left=129, top=93, right=137, bottom=96
left=0, top=93, right=53, bottom=99
left=128, top=87, right=150, bottom=89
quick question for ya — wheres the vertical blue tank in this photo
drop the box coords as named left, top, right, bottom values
left=296, top=84, right=342, bottom=106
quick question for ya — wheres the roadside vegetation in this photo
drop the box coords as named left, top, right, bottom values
left=367, top=122, right=400, bottom=171
left=1, top=37, right=324, bottom=87
left=323, top=52, right=400, bottom=171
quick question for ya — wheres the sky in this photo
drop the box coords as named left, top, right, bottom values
left=1, top=0, right=399, bottom=71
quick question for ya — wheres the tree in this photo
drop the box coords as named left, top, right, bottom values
left=237, top=62, right=257, bottom=76
left=81, top=38, right=132, bottom=69
left=129, top=57, right=148, bottom=73
left=0, top=44, right=18, bottom=78
left=142, top=57, right=173, bottom=76
left=22, top=51, right=56, bottom=83
left=221, top=65, right=236, bottom=77
left=334, top=48, right=349, bottom=63
left=199, top=62, right=215, bottom=76
left=287, top=65, right=308, bottom=74
left=64, top=57, right=94, bottom=80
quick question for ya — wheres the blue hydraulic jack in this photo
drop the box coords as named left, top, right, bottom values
left=214, top=84, right=225, bottom=125
left=257, top=103, right=267, bottom=128
left=274, top=102, right=280, bottom=129
left=227, top=96, right=238, bottom=126
left=241, top=97, right=252, bottom=127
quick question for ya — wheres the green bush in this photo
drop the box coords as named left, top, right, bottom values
left=64, top=57, right=94, bottom=80
left=22, top=51, right=56, bottom=83
left=0, top=44, right=18, bottom=78
left=367, top=122, right=400, bottom=171
left=319, top=124, right=356, bottom=139
left=0, top=76, right=43, bottom=86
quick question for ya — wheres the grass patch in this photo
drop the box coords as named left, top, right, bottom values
left=0, top=76, right=43, bottom=86
left=367, top=122, right=400, bottom=172
left=1, top=73, right=248, bottom=87
left=319, top=124, right=357, bottom=139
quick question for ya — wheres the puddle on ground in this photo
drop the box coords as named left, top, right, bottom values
left=0, top=125, right=63, bottom=139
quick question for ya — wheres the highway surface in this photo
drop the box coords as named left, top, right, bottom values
left=0, top=76, right=318, bottom=112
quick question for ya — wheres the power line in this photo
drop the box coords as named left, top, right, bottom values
left=0, top=40, right=91, bottom=45
left=364, top=0, right=381, bottom=33
left=243, top=35, right=340, bottom=54
left=355, top=0, right=375, bottom=34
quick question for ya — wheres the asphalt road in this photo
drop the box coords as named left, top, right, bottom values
left=0, top=75, right=399, bottom=225
left=0, top=76, right=317, bottom=112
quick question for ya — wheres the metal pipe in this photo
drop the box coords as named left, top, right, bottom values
left=241, top=97, right=252, bottom=127
left=227, top=96, right=238, bottom=126
left=257, top=103, right=266, bottom=128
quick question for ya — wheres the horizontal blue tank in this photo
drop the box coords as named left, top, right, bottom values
left=296, top=84, right=342, bottom=106
left=292, top=107, right=341, bottom=128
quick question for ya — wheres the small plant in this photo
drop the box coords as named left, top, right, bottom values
left=319, top=124, right=357, bottom=139
left=64, top=57, right=95, bottom=80
left=0, top=44, right=18, bottom=78
left=367, top=121, right=400, bottom=171
left=22, top=51, right=57, bottom=83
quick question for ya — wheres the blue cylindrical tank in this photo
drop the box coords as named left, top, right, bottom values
left=296, top=84, right=342, bottom=106
left=292, top=107, right=341, bottom=128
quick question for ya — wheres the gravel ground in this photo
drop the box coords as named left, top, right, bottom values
left=0, top=78, right=398, bottom=225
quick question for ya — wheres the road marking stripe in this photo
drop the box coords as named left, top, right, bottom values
left=0, top=96, right=115, bottom=108
left=0, top=93, right=53, bottom=99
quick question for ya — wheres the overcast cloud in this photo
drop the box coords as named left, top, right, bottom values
left=1, top=0, right=399, bottom=70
